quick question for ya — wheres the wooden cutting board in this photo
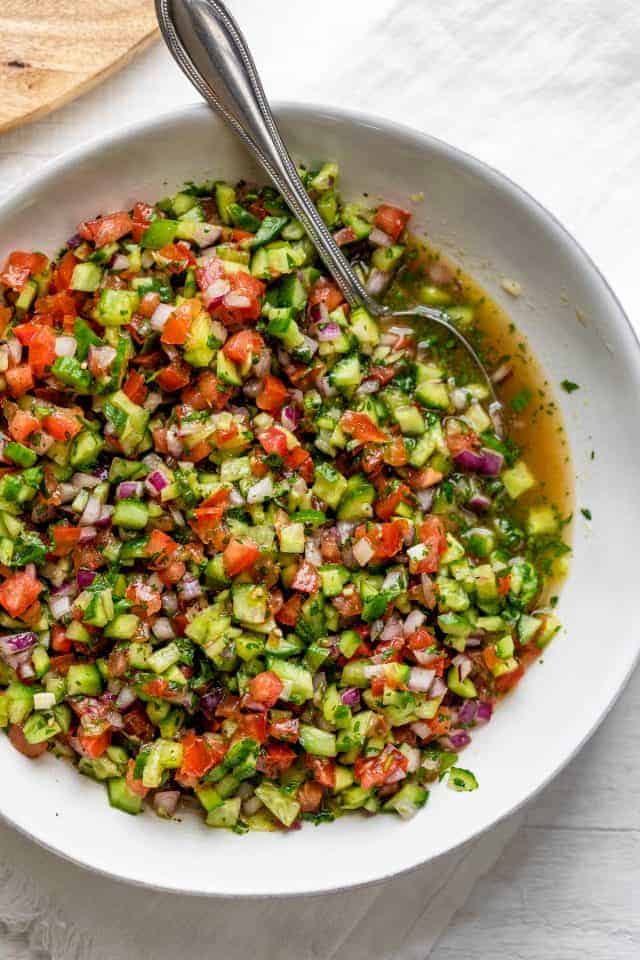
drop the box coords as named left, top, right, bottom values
left=0, top=1, right=159, bottom=133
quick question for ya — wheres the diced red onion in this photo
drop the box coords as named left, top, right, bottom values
left=309, top=302, right=329, bottom=325
left=77, top=569, right=97, bottom=589
left=317, top=375, right=336, bottom=398
left=204, top=278, right=231, bottom=308
left=468, top=492, right=492, bottom=512
left=380, top=616, right=403, bottom=645
left=385, top=766, right=407, bottom=785
left=111, top=253, right=130, bottom=271
left=79, top=494, right=102, bottom=526
left=445, top=729, right=472, bottom=751
left=411, top=721, right=431, bottom=740
left=88, top=344, right=116, bottom=374
left=430, top=677, right=447, bottom=699
left=179, top=577, right=202, bottom=601
left=476, top=701, right=493, bottom=725
left=169, top=507, right=185, bottom=527
left=246, top=475, right=273, bottom=504
left=6, top=337, right=22, bottom=365
left=416, top=489, right=434, bottom=512
left=115, top=686, right=137, bottom=711
left=16, top=656, right=36, bottom=681
left=403, top=745, right=421, bottom=773
left=228, top=487, right=245, bottom=507
left=457, top=700, right=477, bottom=725
left=224, top=292, right=251, bottom=309
left=253, top=349, right=271, bottom=380
left=150, top=302, right=174, bottom=332
left=31, top=432, right=54, bottom=455
left=190, top=223, right=222, bottom=248
left=353, top=537, right=374, bottom=566
left=95, top=504, right=114, bottom=527
left=365, top=268, right=390, bottom=296
left=301, top=334, right=318, bottom=357
left=145, top=470, right=169, bottom=496
left=72, top=472, right=101, bottom=490
left=49, top=593, right=72, bottom=620
left=162, top=592, right=178, bottom=616
left=489, top=401, right=504, bottom=438
left=428, top=261, right=454, bottom=285
left=281, top=405, right=301, bottom=431
left=143, top=391, right=163, bottom=413
left=454, top=447, right=504, bottom=477
left=369, top=226, right=393, bottom=247
left=117, top=480, right=143, bottom=500
left=153, top=790, right=180, bottom=818
left=316, top=322, right=341, bottom=342
left=340, top=687, right=361, bottom=707
left=304, top=539, right=322, bottom=567
left=152, top=617, right=175, bottom=641
left=408, top=667, right=436, bottom=692
left=421, top=573, right=436, bottom=605
left=413, top=649, right=439, bottom=666
left=0, top=632, right=37, bottom=658
left=363, top=664, right=386, bottom=679
left=356, top=378, right=380, bottom=395
left=54, top=336, right=77, bottom=358
left=452, top=653, right=472, bottom=682
left=336, top=521, right=355, bottom=544
left=403, top=609, right=426, bottom=636
left=165, top=427, right=183, bottom=458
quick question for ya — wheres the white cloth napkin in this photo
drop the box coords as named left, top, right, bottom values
left=1, top=0, right=639, bottom=956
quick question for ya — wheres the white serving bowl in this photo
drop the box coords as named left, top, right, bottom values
left=1, top=103, right=638, bottom=898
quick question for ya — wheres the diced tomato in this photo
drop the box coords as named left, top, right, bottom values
left=308, top=278, right=344, bottom=312
left=145, top=528, right=178, bottom=565
left=333, top=226, right=357, bottom=246
left=268, top=717, right=299, bottom=742
left=48, top=654, right=74, bottom=676
left=405, top=627, right=436, bottom=651
left=209, top=271, right=265, bottom=327
left=354, top=745, right=408, bottom=790
left=222, top=330, right=265, bottom=366
left=42, top=411, right=81, bottom=441
left=369, top=364, right=398, bottom=387
left=122, top=704, right=156, bottom=742
left=497, top=574, right=511, bottom=596
left=131, top=201, right=155, bottom=243
left=291, top=561, right=320, bottom=594
left=179, top=730, right=227, bottom=779
left=157, top=242, right=196, bottom=274
left=305, top=756, right=336, bottom=788
left=276, top=593, right=303, bottom=627
left=81, top=211, right=133, bottom=248
left=223, top=538, right=259, bottom=577
left=374, top=204, right=411, bottom=241
left=8, top=724, right=48, bottom=758
left=332, top=587, right=362, bottom=618
left=249, top=671, right=284, bottom=708
left=427, top=711, right=451, bottom=738
left=143, top=678, right=170, bottom=699
left=125, top=581, right=162, bottom=618
left=27, top=326, right=57, bottom=376
left=446, top=430, right=481, bottom=457
left=190, top=488, right=230, bottom=542
left=258, top=740, right=297, bottom=777
left=123, top=370, right=148, bottom=405
left=53, top=250, right=78, bottom=291
left=51, top=525, right=82, bottom=557
left=125, top=759, right=149, bottom=797
left=340, top=411, right=389, bottom=444
left=0, top=306, right=11, bottom=336
left=237, top=712, right=267, bottom=743
left=297, top=780, right=324, bottom=813
left=283, top=445, right=314, bottom=482
left=160, top=304, right=193, bottom=345
left=51, top=624, right=72, bottom=653
left=5, top=364, right=34, bottom=398
left=416, top=516, right=448, bottom=574
left=181, top=371, right=233, bottom=412
left=495, top=663, right=525, bottom=693
left=78, top=730, right=111, bottom=759
left=382, top=437, right=408, bottom=468
left=8, top=409, right=40, bottom=442
left=13, top=322, right=40, bottom=345
left=0, top=572, right=43, bottom=618
left=156, top=360, right=191, bottom=391
left=259, top=425, right=288, bottom=457
left=409, top=466, right=443, bottom=490
left=375, top=482, right=410, bottom=520
left=158, top=559, right=186, bottom=586
left=0, top=251, right=48, bottom=291
left=256, top=374, right=288, bottom=414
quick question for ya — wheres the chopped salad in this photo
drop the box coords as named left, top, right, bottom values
left=0, top=163, right=568, bottom=831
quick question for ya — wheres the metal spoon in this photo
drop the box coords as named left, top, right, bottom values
left=155, top=0, right=499, bottom=404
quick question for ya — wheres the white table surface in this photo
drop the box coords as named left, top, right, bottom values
left=1, top=2, right=639, bottom=956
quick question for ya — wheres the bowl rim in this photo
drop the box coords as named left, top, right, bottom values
left=0, top=99, right=638, bottom=899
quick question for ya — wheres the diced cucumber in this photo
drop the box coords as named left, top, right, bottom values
left=71, top=261, right=103, bottom=292
left=502, top=460, right=535, bottom=499
left=96, top=288, right=139, bottom=327
left=107, top=777, right=144, bottom=814
left=254, top=783, right=300, bottom=827
left=447, top=767, right=479, bottom=791
left=298, top=724, right=337, bottom=757
left=66, top=663, right=103, bottom=697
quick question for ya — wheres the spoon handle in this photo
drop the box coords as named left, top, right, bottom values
left=156, top=0, right=380, bottom=311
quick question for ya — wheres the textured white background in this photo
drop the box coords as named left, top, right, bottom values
left=1, top=1, right=639, bottom=957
